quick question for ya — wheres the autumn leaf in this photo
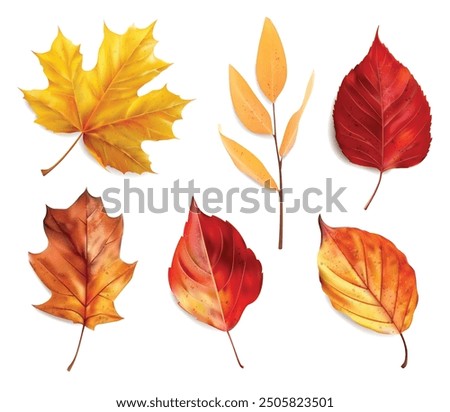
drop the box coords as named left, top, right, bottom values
left=229, top=65, right=273, bottom=134
left=168, top=199, right=263, bottom=368
left=222, top=18, right=313, bottom=249
left=220, top=131, right=278, bottom=190
left=256, top=17, right=287, bottom=102
left=317, top=216, right=418, bottom=368
left=29, top=190, right=136, bottom=371
left=23, top=22, right=190, bottom=175
left=333, top=29, right=431, bottom=209
left=279, top=71, right=315, bottom=158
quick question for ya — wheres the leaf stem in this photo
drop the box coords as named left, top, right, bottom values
left=41, top=133, right=83, bottom=176
left=67, top=323, right=86, bottom=372
left=272, top=103, right=284, bottom=249
left=227, top=331, right=244, bottom=368
left=364, top=171, right=383, bottom=210
left=400, top=332, right=408, bottom=369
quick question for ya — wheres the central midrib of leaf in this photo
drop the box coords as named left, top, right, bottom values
left=82, top=32, right=152, bottom=132
left=83, top=206, right=124, bottom=311
left=83, top=195, right=90, bottom=325
left=374, top=49, right=386, bottom=172
left=195, top=214, right=228, bottom=330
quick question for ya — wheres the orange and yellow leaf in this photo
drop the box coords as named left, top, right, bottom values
left=279, top=71, right=314, bottom=158
left=220, top=131, right=278, bottom=190
left=317, top=216, right=418, bottom=367
left=256, top=17, right=287, bottom=103
left=229, top=65, right=273, bottom=135
left=23, top=23, right=190, bottom=174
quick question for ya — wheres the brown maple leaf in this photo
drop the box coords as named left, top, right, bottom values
left=29, top=190, right=136, bottom=371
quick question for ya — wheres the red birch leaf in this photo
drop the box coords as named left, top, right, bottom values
left=168, top=199, right=263, bottom=368
left=29, top=190, right=136, bottom=371
left=333, top=29, right=431, bottom=209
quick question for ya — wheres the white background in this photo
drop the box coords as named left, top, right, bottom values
left=1, top=0, right=448, bottom=410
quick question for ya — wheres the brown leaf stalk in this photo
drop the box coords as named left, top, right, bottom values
left=41, top=133, right=83, bottom=176
left=272, top=103, right=284, bottom=249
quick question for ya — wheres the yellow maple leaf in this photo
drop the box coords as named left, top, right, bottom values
left=23, top=22, right=190, bottom=175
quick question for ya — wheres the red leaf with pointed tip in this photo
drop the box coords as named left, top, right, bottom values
left=168, top=199, right=262, bottom=367
left=333, top=29, right=431, bottom=209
